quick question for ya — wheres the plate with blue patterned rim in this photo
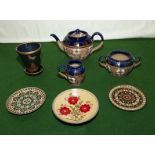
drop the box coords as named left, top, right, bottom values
left=6, top=87, right=46, bottom=115
left=109, top=85, right=146, bottom=111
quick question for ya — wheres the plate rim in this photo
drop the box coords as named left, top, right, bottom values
left=52, top=88, right=99, bottom=124
left=109, top=84, right=146, bottom=111
left=6, top=87, right=46, bottom=115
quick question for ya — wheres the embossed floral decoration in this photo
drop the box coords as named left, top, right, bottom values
left=58, top=93, right=92, bottom=121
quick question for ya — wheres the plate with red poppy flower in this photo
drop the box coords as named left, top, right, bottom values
left=109, top=85, right=146, bottom=111
left=52, top=89, right=99, bottom=124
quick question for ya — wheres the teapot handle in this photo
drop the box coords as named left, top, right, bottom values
left=133, top=57, right=141, bottom=68
left=58, top=65, right=67, bottom=79
left=98, top=56, right=107, bottom=68
left=91, top=32, right=104, bottom=54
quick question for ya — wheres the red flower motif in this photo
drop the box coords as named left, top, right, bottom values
left=68, top=96, right=79, bottom=105
left=79, top=104, right=90, bottom=113
left=59, top=106, right=71, bottom=115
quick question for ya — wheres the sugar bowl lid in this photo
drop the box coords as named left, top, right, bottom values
left=63, top=29, right=92, bottom=47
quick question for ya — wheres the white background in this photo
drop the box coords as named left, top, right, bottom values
left=0, top=20, right=155, bottom=43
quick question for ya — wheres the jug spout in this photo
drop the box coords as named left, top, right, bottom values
left=50, top=34, right=64, bottom=51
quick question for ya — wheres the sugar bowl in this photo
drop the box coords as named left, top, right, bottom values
left=50, top=29, right=104, bottom=60
left=99, top=50, right=141, bottom=76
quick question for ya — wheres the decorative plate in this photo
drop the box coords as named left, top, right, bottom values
left=52, top=89, right=99, bottom=124
left=109, top=85, right=146, bottom=111
left=6, top=87, right=46, bottom=115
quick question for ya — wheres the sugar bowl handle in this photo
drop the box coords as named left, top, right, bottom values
left=58, top=65, right=67, bottom=79
left=98, top=56, right=107, bottom=68
left=134, top=57, right=141, bottom=68
left=91, top=32, right=104, bottom=54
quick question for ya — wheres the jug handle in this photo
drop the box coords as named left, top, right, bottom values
left=58, top=65, right=67, bottom=79
left=98, top=56, right=107, bottom=68
left=133, top=57, right=141, bottom=68
left=91, top=32, right=104, bottom=54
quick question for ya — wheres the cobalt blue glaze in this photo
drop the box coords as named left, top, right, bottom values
left=66, top=60, right=85, bottom=76
left=63, top=29, right=92, bottom=46
left=51, top=29, right=104, bottom=60
left=106, top=50, right=135, bottom=67
left=16, top=42, right=42, bottom=75
left=17, top=43, right=40, bottom=52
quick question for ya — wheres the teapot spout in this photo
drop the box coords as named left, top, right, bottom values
left=50, top=34, right=64, bottom=51
left=50, top=34, right=60, bottom=41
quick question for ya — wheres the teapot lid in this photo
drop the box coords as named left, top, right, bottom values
left=63, top=29, right=92, bottom=47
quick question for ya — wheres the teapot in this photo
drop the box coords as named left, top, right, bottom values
left=50, top=29, right=104, bottom=60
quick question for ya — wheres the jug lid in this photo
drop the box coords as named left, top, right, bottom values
left=63, top=29, right=92, bottom=47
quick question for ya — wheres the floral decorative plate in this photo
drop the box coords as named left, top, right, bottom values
left=52, top=89, right=99, bottom=124
left=6, top=87, right=46, bottom=115
left=109, top=85, right=146, bottom=111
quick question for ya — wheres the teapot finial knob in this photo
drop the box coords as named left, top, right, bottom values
left=75, top=29, right=80, bottom=34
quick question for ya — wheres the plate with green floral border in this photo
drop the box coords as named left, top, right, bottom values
left=6, top=87, right=46, bottom=115
left=52, top=88, right=99, bottom=124
left=109, top=85, right=146, bottom=111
